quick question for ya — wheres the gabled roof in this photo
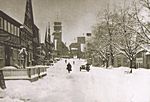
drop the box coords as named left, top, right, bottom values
left=0, top=10, right=22, bottom=27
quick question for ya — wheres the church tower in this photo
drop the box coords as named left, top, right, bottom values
left=21, top=0, right=38, bottom=66
left=24, top=0, right=34, bottom=34
left=44, top=22, right=53, bottom=60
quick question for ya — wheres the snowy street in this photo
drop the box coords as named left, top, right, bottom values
left=1, top=58, right=150, bottom=102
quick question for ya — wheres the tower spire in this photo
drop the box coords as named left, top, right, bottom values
left=24, top=0, right=34, bottom=33
left=45, top=27, right=48, bottom=43
left=48, top=22, right=51, bottom=43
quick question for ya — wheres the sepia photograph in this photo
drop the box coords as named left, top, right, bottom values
left=0, top=0, right=150, bottom=102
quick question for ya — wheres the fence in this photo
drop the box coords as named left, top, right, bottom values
left=0, top=66, right=49, bottom=81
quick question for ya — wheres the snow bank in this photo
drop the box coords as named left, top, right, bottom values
left=1, top=66, right=17, bottom=69
left=89, top=66, right=150, bottom=102
left=1, top=59, right=150, bottom=102
left=0, top=96, right=25, bottom=102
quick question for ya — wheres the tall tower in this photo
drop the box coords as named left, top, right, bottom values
left=53, top=22, right=62, bottom=50
left=52, top=21, right=69, bottom=58
left=53, top=22, right=62, bottom=41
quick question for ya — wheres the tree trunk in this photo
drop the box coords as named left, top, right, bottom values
left=129, top=59, right=133, bottom=68
left=102, top=60, right=105, bottom=67
left=109, top=44, right=114, bottom=67
left=110, top=52, right=114, bottom=66
left=129, top=59, right=135, bottom=73
left=106, top=60, right=109, bottom=68
left=130, top=68, right=132, bottom=73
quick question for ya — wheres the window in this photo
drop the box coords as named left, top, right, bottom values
left=10, top=24, right=13, bottom=34
left=15, top=26, right=17, bottom=35
left=13, top=26, right=16, bottom=35
left=18, top=28, right=20, bottom=36
left=13, top=48, right=18, bottom=61
left=0, top=46, right=4, bottom=58
left=8, top=22, right=11, bottom=33
left=4, top=19, right=7, bottom=31
left=16, top=27, right=19, bottom=36
left=136, top=52, right=142, bottom=58
left=0, top=17, right=3, bottom=29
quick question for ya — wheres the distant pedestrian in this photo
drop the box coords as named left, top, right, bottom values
left=65, top=59, right=67, bottom=63
left=73, top=61, right=75, bottom=64
left=66, top=63, right=72, bottom=73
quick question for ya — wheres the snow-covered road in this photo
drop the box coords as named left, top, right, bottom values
left=1, top=58, right=150, bottom=102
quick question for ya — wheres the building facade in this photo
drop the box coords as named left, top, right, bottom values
left=69, top=36, right=86, bottom=58
left=0, top=10, right=21, bottom=68
left=53, top=22, right=68, bottom=57
left=136, top=49, right=150, bottom=69
left=0, top=0, right=40, bottom=68
left=32, top=24, right=40, bottom=65
left=77, top=37, right=86, bottom=58
left=69, top=43, right=80, bottom=58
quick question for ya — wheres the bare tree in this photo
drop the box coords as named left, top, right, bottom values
left=91, top=7, right=119, bottom=68
left=131, top=0, right=150, bottom=44
left=113, top=6, right=142, bottom=73
left=140, top=0, right=150, bottom=10
left=91, top=1, right=145, bottom=72
left=90, top=32, right=109, bottom=68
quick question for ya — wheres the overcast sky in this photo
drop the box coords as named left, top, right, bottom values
left=0, top=0, right=131, bottom=46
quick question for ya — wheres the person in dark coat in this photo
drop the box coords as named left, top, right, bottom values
left=66, top=63, right=72, bottom=73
